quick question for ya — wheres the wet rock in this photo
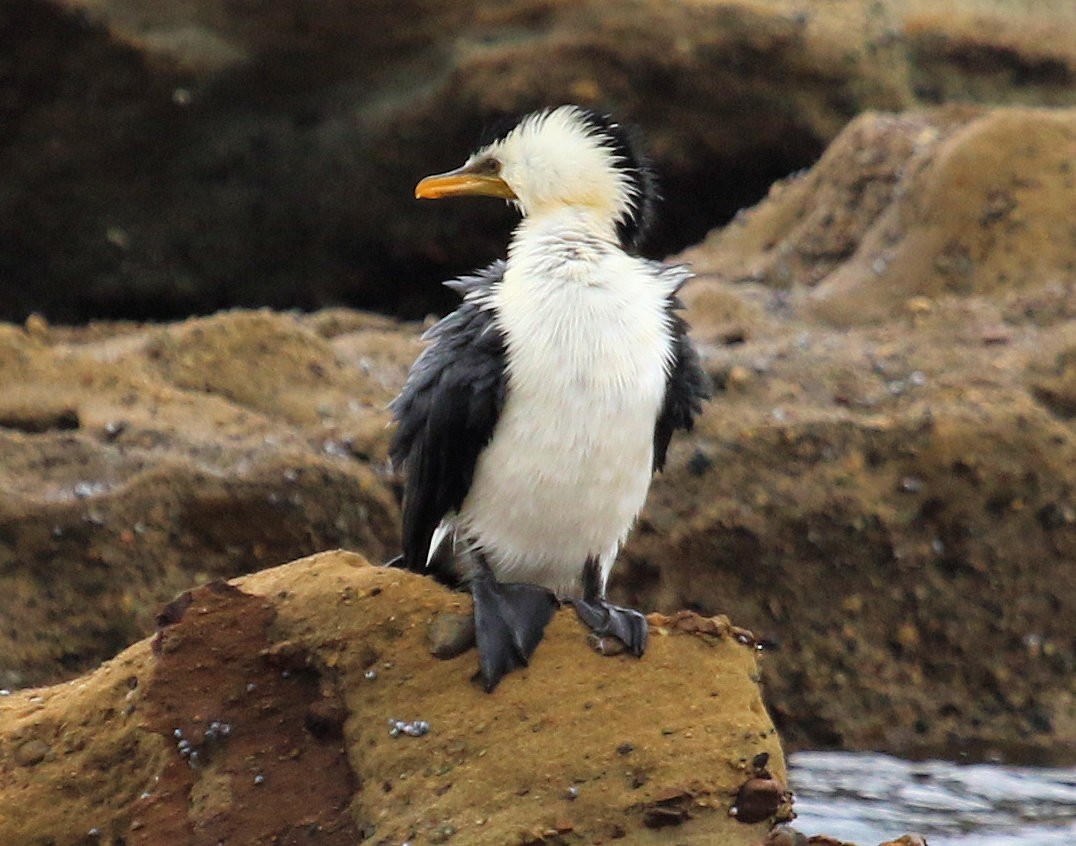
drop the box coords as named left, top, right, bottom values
left=761, top=825, right=810, bottom=846
left=732, top=776, right=786, bottom=824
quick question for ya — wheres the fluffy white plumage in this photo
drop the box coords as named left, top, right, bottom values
left=473, top=105, right=645, bottom=235
left=432, top=107, right=679, bottom=595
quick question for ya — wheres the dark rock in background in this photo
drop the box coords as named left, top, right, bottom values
left=3, top=0, right=1074, bottom=322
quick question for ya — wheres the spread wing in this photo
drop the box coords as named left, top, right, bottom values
left=389, top=262, right=508, bottom=570
left=653, top=265, right=711, bottom=472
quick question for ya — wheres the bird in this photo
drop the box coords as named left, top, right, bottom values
left=389, top=105, right=710, bottom=691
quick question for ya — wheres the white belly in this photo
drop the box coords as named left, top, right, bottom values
left=456, top=237, right=673, bottom=595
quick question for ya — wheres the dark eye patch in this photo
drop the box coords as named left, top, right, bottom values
left=471, top=157, right=501, bottom=175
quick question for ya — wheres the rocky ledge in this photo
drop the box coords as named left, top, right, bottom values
left=0, top=551, right=791, bottom=846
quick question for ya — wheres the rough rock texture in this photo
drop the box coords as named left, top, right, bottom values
left=625, top=104, right=1076, bottom=764
left=2, top=0, right=1075, bottom=321
left=1, top=104, right=1075, bottom=771
left=0, top=309, right=407, bottom=689
left=0, top=551, right=788, bottom=846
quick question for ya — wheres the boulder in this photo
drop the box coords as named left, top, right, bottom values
left=0, top=551, right=789, bottom=846
left=0, top=309, right=406, bottom=688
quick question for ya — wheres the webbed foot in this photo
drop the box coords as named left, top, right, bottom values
left=470, top=571, right=557, bottom=692
left=568, top=597, right=648, bottom=657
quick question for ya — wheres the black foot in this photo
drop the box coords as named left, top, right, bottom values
left=568, top=597, right=648, bottom=657
left=471, top=572, right=557, bottom=692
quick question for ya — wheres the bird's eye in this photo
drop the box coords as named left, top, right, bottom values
left=473, top=157, right=501, bottom=175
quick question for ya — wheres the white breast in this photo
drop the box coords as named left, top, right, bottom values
left=455, top=213, right=675, bottom=595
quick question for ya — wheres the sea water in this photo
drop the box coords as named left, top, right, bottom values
left=789, top=751, right=1076, bottom=845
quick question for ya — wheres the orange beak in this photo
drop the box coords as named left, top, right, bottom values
left=415, top=164, right=516, bottom=201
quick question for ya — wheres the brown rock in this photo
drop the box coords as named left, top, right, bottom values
left=0, top=551, right=784, bottom=846
left=625, top=105, right=1076, bottom=764
left=4, top=2, right=1076, bottom=321
left=428, top=612, right=477, bottom=660
left=13, top=738, right=49, bottom=767
left=732, top=776, right=786, bottom=823
left=684, top=106, right=1076, bottom=326
left=0, top=310, right=403, bottom=688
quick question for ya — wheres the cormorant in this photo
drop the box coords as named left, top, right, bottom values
left=390, top=105, right=709, bottom=691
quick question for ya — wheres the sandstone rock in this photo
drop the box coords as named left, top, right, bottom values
left=0, top=551, right=787, bottom=846
left=625, top=105, right=1076, bottom=763
left=0, top=309, right=407, bottom=688
left=3, top=1, right=1075, bottom=321
left=683, top=106, right=1076, bottom=326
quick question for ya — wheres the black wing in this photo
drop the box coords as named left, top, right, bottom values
left=653, top=266, right=710, bottom=472
left=389, top=262, right=508, bottom=570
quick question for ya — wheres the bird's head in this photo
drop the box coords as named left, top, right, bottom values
left=415, top=105, right=657, bottom=249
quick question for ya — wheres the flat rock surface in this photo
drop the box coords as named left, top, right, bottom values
left=0, top=551, right=787, bottom=846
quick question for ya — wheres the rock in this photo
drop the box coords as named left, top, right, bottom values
left=13, top=738, right=50, bottom=767
left=624, top=105, right=1076, bottom=764
left=0, top=551, right=786, bottom=846
left=3, top=1, right=1076, bottom=321
left=0, top=309, right=405, bottom=688
left=428, top=612, right=477, bottom=660
left=683, top=106, right=1076, bottom=326
left=733, top=775, right=787, bottom=823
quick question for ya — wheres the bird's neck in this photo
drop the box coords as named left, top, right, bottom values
left=508, top=207, right=620, bottom=271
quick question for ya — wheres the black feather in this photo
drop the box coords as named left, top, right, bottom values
left=572, top=108, right=660, bottom=252
left=389, top=262, right=508, bottom=571
left=653, top=267, right=711, bottom=472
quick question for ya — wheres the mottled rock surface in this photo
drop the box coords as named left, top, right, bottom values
left=0, top=552, right=788, bottom=846
left=0, top=309, right=406, bottom=688
left=3, top=0, right=1075, bottom=321
left=629, top=104, right=1076, bottom=763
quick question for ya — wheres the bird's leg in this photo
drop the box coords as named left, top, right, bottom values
left=468, top=554, right=558, bottom=692
left=566, top=557, right=649, bottom=657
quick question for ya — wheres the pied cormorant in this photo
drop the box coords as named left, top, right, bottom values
left=390, top=105, right=710, bottom=691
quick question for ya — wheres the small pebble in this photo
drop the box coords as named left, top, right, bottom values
left=566, top=785, right=580, bottom=800
left=364, top=669, right=378, bottom=680
left=254, top=774, right=266, bottom=786
left=428, top=612, right=477, bottom=660
left=899, top=476, right=923, bottom=493
left=14, top=739, right=50, bottom=767
left=732, top=775, right=784, bottom=823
